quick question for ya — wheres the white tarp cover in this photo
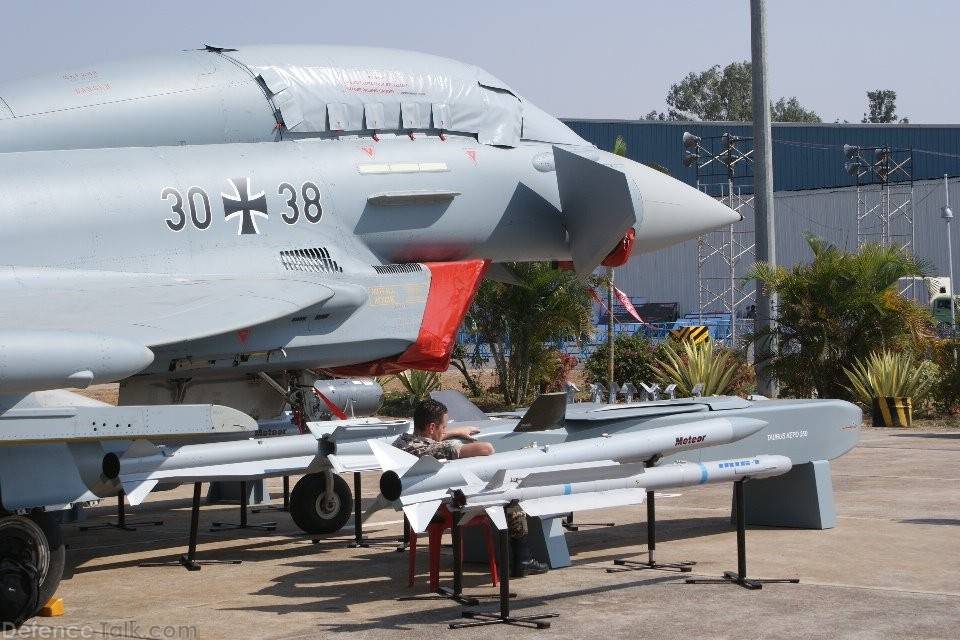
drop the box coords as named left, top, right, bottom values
left=228, top=45, right=583, bottom=147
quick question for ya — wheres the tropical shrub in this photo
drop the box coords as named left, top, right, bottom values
left=583, top=333, right=660, bottom=391
left=653, top=340, right=755, bottom=397
left=744, top=234, right=933, bottom=399
left=843, top=351, right=936, bottom=404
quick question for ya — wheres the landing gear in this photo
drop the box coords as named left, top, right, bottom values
left=289, top=472, right=352, bottom=535
left=0, top=511, right=64, bottom=623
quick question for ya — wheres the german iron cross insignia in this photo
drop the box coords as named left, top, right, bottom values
left=222, top=177, right=268, bottom=235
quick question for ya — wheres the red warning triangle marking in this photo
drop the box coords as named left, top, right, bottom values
left=237, top=329, right=250, bottom=344
left=465, top=149, right=477, bottom=163
left=361, top=146, right=375, bottom=158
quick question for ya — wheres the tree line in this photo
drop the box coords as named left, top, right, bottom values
left=644, top=61, right=907, bottom=124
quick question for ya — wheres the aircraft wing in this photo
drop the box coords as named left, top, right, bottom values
left=0, top=267, right=338, bottom=392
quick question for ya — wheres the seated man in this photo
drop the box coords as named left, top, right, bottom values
left=394, top=398, right=549, bottom=577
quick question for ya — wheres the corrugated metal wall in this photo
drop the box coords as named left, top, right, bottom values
left=607, top=177, right=960, bottom=318
left=563, top=120, right=960, bottom=192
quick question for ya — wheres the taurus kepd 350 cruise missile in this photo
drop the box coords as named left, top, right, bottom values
left=373, top=416, right=768, bottom=508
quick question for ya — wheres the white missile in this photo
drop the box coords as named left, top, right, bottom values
left=373, top=416, right=768, bottom=509
left=103, top=418, right=409, bottom=505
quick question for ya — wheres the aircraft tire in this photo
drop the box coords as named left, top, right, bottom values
left=289, top=473, right=352, bottom=534
left=0, top=511, right=64, bottom=619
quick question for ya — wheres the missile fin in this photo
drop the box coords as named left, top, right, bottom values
left=519, top=488, right=646, bottom=518
left=368, top=439, right=420, bottom=472
left=485, top=505, right=508, bottom=531
left=121, top=439, right=161, bottom=459
left=122, top=479, right=158, bottom=506
left=484, top=468, right=508, bottom=490
left=404, top=500, right=443, bottom=534
left=458, top=468, right=484, bottom=487
left=402, top=452, right=445, bottom=477
left=361, top=494, right=390, bottom=523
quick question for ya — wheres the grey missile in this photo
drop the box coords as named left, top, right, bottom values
left=374, top=416, right=768, bottom=505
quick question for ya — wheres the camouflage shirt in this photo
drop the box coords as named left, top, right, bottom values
left=393, top=432, right=462, bottom=460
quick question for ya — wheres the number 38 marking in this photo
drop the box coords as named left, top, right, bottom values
left=279, top=181, right=323, bottom=224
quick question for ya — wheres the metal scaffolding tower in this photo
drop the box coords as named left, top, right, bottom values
left=683, top=132, right=756, bottom=345
left=843, top=145, right=915, bottom=296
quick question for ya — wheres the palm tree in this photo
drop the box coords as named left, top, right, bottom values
left=744, top=233, right=933, bottom=399
left=467, top=262, right=592, bottom=407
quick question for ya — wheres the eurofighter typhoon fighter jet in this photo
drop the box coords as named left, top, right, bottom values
left=0, top=45, right=739, bottom=616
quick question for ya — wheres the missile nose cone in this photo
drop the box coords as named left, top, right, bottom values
left=727, top=417, right=769, bottom=440
left=625, top=160, right=742, bottom=253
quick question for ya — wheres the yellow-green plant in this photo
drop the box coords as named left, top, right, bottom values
left=843, top=351, right=934, bottom=403
left=392, top=369, right=442, bottom=408
left=653, top=340, right=737, bottom=397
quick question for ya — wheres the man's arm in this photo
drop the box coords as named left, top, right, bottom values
left=443, top=425, right=481, bottom=442
left=458, top=441, right=495, bottom=457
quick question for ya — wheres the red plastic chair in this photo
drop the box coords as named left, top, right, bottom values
left=407, top=507, right=498, bottom=590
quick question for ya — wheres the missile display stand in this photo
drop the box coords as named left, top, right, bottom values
left=210, top=480, right=277, bottom=532
left=140, top=483, right=242, bottom=571
left=252, top=476, right=291, bottom=513
left=79, top=489, right=163, bottom=532
left=608, top=489, right=695, bottom=573
left=561, top=511, right=614, bottom=532
left=347, top=473, right=369, bottom=548
left=451, top=526, right=558, bottom=630
left=685, top=480, right=799, bottom=590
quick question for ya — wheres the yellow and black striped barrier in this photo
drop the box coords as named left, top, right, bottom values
left=669, top=325, right=710, bottom=344
left=871, top=396, right=912, bottom=428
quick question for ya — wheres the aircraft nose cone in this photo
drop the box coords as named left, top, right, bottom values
left=626, top=161, right=742, bottom=253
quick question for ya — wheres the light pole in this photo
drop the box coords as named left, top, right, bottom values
left=942, top=174, right=956, bottom=364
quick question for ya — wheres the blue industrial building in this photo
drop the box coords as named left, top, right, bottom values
left=560, top=119, right=960, bottom=341
left=563, top=120, right=960, bottom=192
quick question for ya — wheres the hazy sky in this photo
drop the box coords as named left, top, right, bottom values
left=1, top=1, right=954, bottom=124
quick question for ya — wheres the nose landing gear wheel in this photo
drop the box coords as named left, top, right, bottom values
left=289, top=473, right=352, bottom=535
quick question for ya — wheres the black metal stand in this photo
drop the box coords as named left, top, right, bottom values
left=80, top=490, right=163, bottom=532
left=251, top=476, right=290, bottom=513
left=395, top=516, right=410, bottom=553
left=210, top=480, right=277, bottom=532
left=140, top=483, right=242, bottom=571
left=451, top=527, right=557, bottom=630
left=685, top=480, right=799, bottom=590
left=561, top=511, right=614, bottom=532
left=347, top=472, right=369, bottom=548
left=608, top=490, right=695, bottom=573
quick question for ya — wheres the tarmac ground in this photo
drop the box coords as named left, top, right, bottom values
left=8, top=426, right=959, bottom=640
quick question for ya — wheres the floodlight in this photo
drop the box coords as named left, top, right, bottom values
left=874, top=147, right=888, bottom=163
left=843, top=144, right=860, bottom=159
left=682, top=131, right=700, bottom=149
left=845, top=162, right=862, bottom=176
left=943, top=205, right=954, bottom=221
left=721, top=133, right=740, bottom=148
left=682, top=150, right=700, bottom=167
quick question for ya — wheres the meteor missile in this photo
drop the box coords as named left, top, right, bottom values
left=373, top=416, right=768, bottom=514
